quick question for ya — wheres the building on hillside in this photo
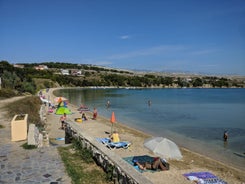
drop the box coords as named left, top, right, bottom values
left=61, top=69, right=69, bottom=75
left=34, top=65, right=48, bottom=70
left=71, top=69, right=83, bottom=76
left=13, top=64, right=24, bottom=68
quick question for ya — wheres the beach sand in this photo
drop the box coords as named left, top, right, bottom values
left=41, top=88, right=245, bottom=183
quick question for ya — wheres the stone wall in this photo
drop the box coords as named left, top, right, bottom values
left=64, top=121, right=153, bottom=184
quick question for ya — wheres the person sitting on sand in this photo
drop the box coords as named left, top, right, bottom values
left=110, top=130, right=120, bottom=143
left=92, top=107, right=97, bottom=120
left=81, top=113, right=88, bottom=121
left=135, top=157, right=168, bottom=171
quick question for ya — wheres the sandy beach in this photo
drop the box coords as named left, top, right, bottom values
left=42, top=87, right=244, bottom=184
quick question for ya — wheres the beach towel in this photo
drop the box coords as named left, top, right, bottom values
left=55, top=137, right=65, bottom=141
left=183, top=171, right=227, bottom=184
left=96, top=138, right=131, bottom=149
left=96, top=138, right=111, bottom=144
left=123, top=155, right=160, bottom=173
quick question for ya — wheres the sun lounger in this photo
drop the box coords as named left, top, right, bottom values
left=107, top=141, right=131, bottom=149
left=96, top=138, right=131, bottom=149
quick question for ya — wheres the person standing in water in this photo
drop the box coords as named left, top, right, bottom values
left=106, top=100, right=110, bottom=109
left=223, top=130, right=228, bottom=141
left=148, top=100, right=152, bottom=107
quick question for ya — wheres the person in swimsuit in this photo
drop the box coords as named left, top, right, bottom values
left=92, top=107, right=98, bottom=120
left=60, top=113, right=67, bottom=129
left=135, top=157, right=168, bottom=171
left=223, top=130, right=228, bottom=141
left=110, top=131, right=120, bottom=143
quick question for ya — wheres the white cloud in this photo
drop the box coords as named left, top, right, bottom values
left=120, top=35, right=130, bottom=40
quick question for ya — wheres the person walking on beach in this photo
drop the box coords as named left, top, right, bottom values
left=92, top=107, right=98, bottom=120
left=60, top=113, right=67, bottom=129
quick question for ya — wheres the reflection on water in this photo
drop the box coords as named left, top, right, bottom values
left=224, top=141, right=228, bottom=149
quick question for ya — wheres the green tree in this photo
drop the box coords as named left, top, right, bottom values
left=192, top=78, right=203, bottom=87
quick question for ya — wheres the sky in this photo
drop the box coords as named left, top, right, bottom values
left=0, top=0, right=245, bottom=75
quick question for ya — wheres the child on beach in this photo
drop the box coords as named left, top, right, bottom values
left=82, top=113, right=88, bottom=121
left=60, top=113, right=67, bottom=129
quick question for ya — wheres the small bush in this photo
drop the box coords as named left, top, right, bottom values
left=21, top=142, right=37, bottom=150
left=0, top=88, right=18, bottom=99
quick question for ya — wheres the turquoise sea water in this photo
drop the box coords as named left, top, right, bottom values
left=54, top=88, right=245, bottom=169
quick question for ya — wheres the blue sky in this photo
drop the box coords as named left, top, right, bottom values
left=0, top=0, right=245, bottom=75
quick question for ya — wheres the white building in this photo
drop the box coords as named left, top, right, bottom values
left=61, top=69, right=69, bottom=75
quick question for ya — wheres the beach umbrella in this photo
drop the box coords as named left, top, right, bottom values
left=54, top=97, right=68, bottom=103
left=144, top=137, right=183, bottom=160
left=110, top=112, right=116, bottom=134
left=40, top=96, right=50, bottom=104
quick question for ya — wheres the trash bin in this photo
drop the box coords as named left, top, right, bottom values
left=11, top=114, right=28, bottom=141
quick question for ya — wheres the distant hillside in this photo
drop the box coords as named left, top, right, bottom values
left=0, top=61, right=244, bottom=96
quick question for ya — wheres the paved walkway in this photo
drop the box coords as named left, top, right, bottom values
left=0, top=98, right=71, bottom=184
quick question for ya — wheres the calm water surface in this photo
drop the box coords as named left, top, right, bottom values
left=54, top=88, right=245, bottom=169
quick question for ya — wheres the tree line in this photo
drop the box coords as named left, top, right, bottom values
left=0, top=61, right=244, bottom=95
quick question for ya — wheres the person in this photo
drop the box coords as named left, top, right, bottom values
left=60, top=113, right=67, bottom=129
left=135, top=157, right=168, bottom=171
left=223, top=130, right=228, bottom=141
left=148, top=100, right=152, bottom=107
left=92, top=107, right=98, bottom=120
left=110, top=130, right=120, bottom=143
left=82, top=113, right=87, bottom=121
left=106, top=100, right=110, bottom=109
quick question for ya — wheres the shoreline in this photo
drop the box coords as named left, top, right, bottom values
left=52, top=87, right=245, bottom=169
left=48, top=87, right=244, bottom=183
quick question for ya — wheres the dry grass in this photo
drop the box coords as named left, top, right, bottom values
left=6, top=96, right=42, bottom=126
left=58, top=145, right=113, bottom=184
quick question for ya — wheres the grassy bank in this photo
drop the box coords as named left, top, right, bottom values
left=58, top=143, right=113, bottom=184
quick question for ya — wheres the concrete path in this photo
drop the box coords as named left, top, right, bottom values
left=0, top=97, right=71, bottom=184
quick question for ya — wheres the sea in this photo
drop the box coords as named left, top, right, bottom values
left=54, top=88, right=245, bottom=170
